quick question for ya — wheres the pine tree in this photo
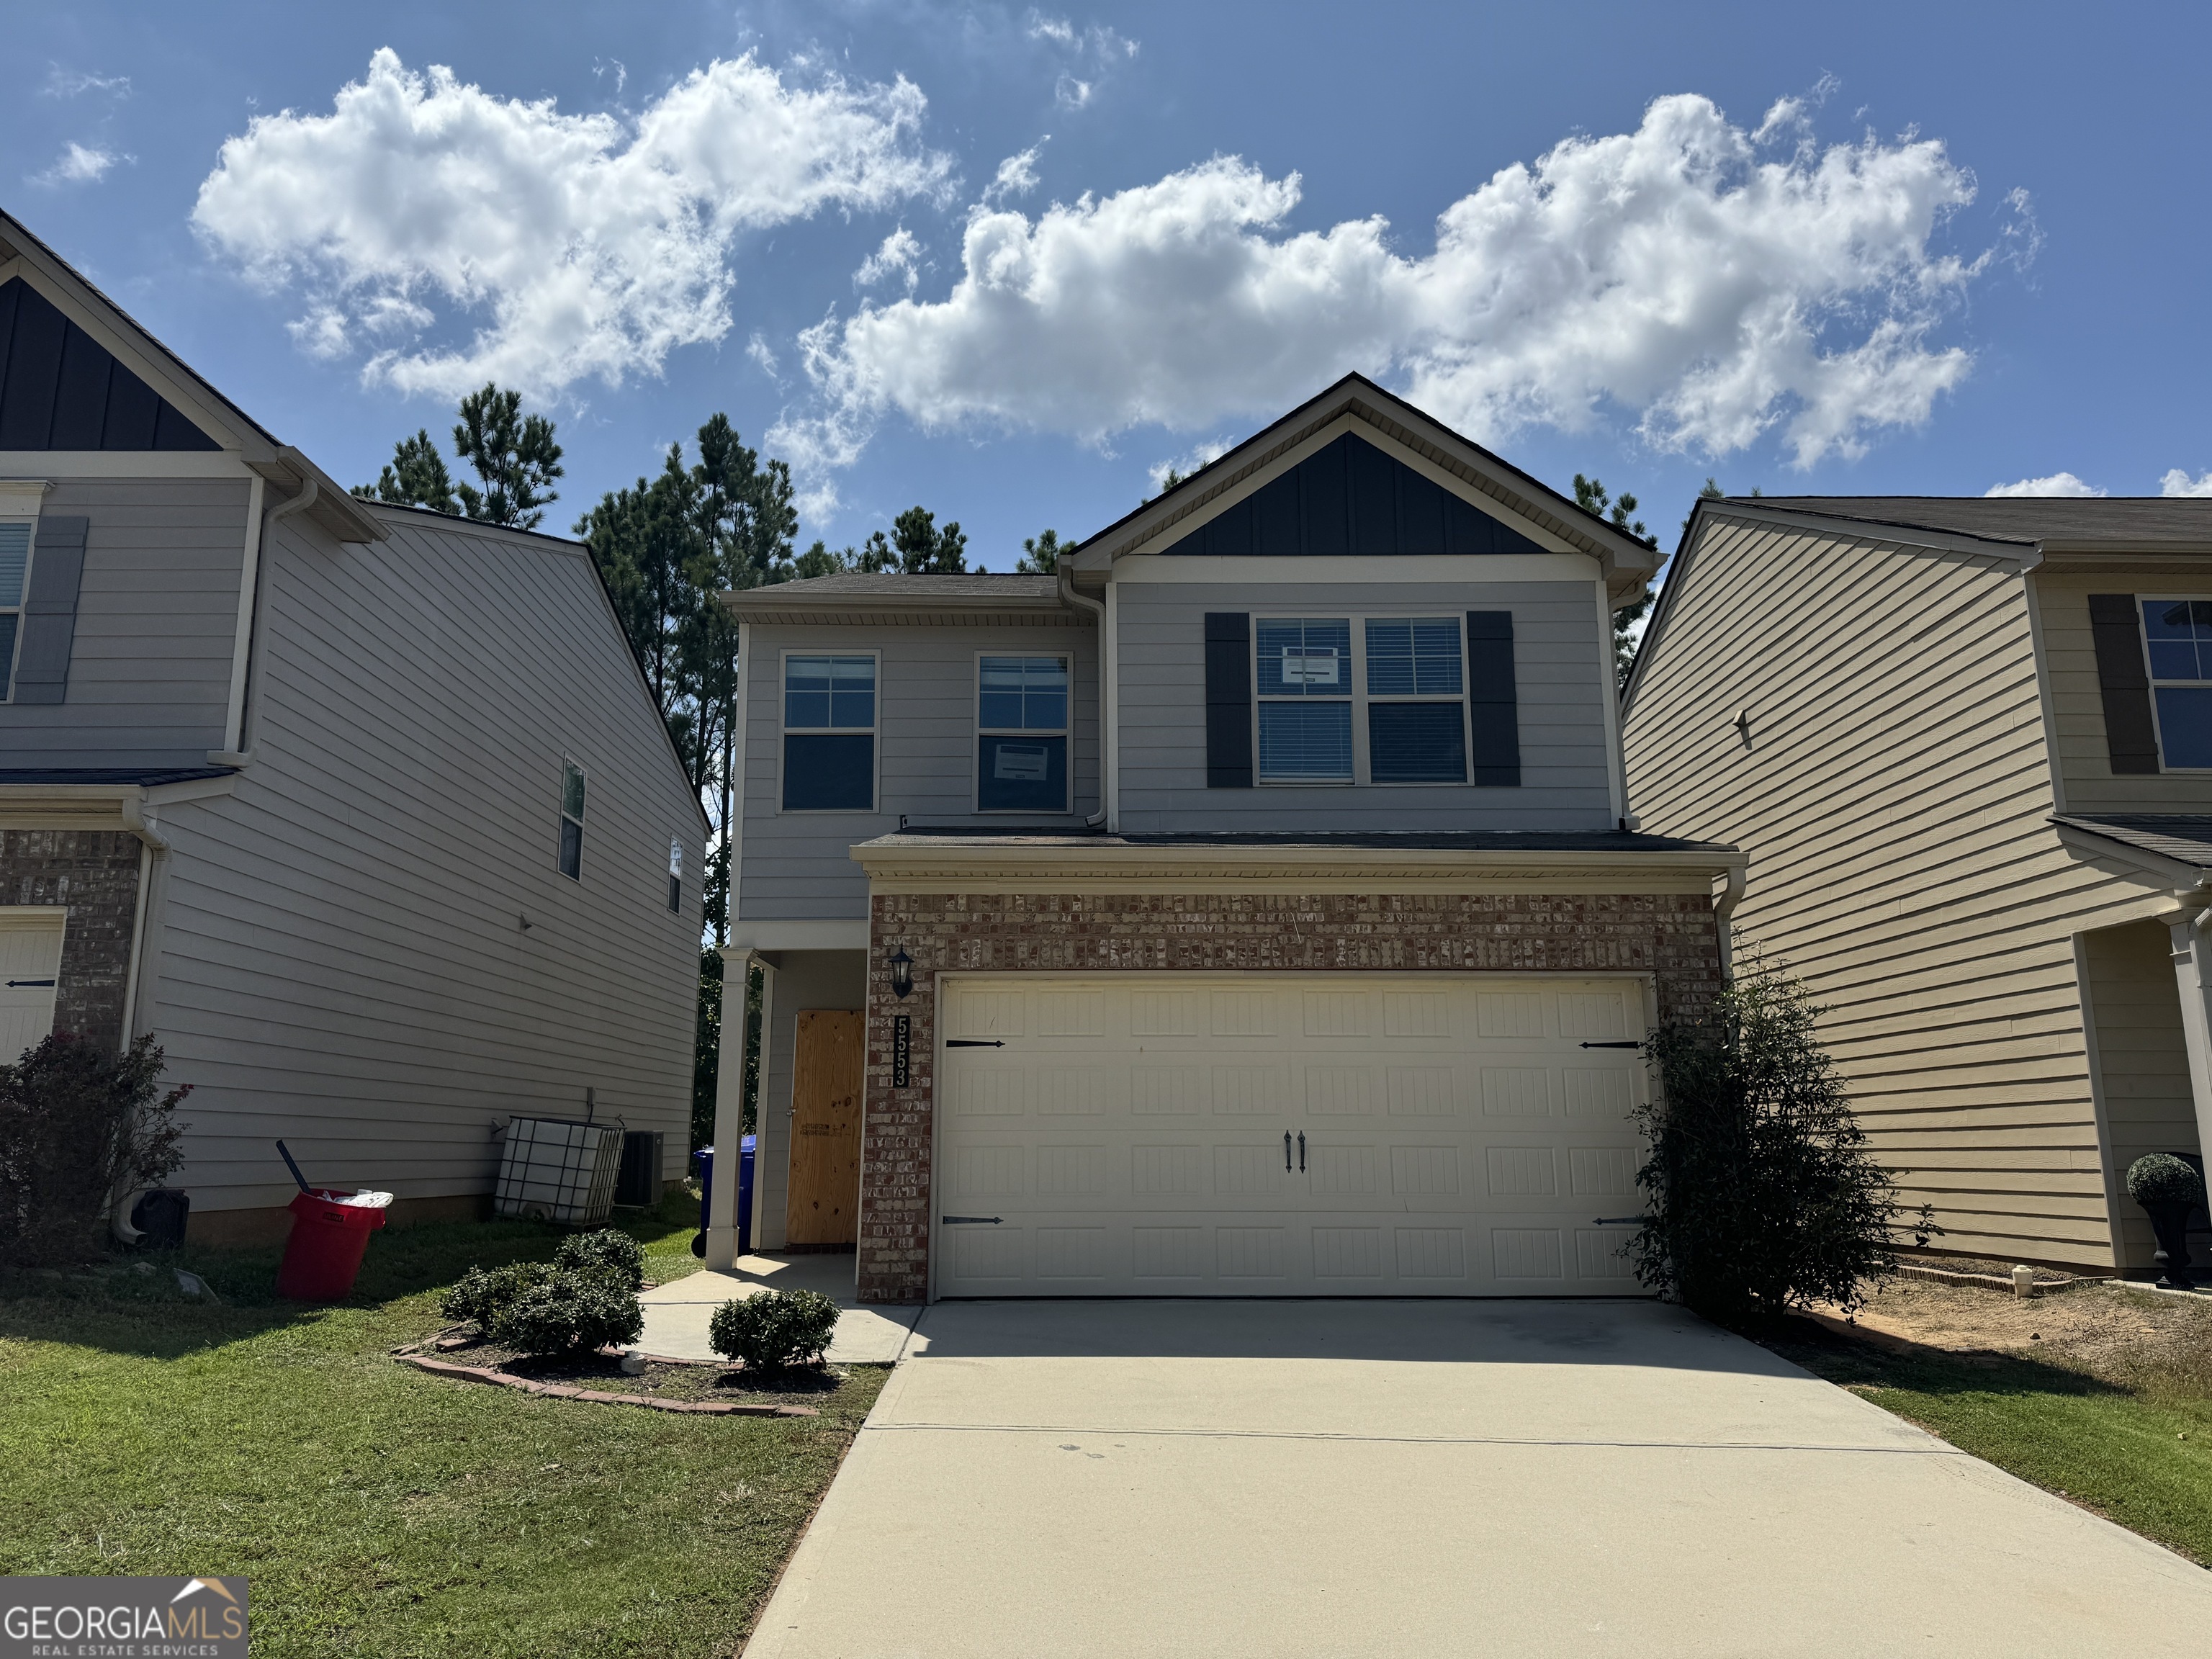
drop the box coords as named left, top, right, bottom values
left=1575, top=474, right=1661, bottom=689
left=452, top=384, right=564, bottom=529
left=1017, top=529, right=1064, bottom=575
left=891, top=505, right=968, bottom=572
left=354, top=429, right=459, bottom=514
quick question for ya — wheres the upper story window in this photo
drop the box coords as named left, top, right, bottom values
left=1364, top=618, right=1466, bottom=783
left=2141, top=598, right=2212, bottom=768
left=1256, top=618, right=1353, bottom=781
left=1255, top=616, right=1467, bottom=784
left=783, top=653, right=877, bottom=811
left=977, top=655, right=1069, bottom=812
left=0, top=522, right=29, bottom=700
left=667, top=837, right=683, bottom=914
left=559, top=760, right=585, bottom=880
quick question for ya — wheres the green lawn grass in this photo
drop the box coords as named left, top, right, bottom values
left=1762, top=1312, right=2212, bottom=1567
left=0, top=1193, right=883, bottom=1658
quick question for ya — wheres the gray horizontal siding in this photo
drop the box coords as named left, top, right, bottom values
left=144, top=511, right=705, bottom=1211
left=739, top=620, right=1100, bottom=922
left=0, top=477, right=248, bottom=765
left=1115, top=578, right=1614, bottom=832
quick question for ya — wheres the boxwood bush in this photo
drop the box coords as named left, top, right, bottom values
left=2127, top=1153, right=2206, bottom=1210
left=439, top=1228, right=645, bottom=1355
left=708, top=1288, right=840, bottom=1372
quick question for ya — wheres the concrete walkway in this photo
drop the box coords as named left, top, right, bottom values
left=743, top=1298, right=2212, bottom=1658
left=639, top=1253, right=920, bottom=1364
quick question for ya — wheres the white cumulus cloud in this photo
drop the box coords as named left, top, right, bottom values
left=1984, top=472, right=2104, bottom=498
left=192, top=48, right=953, bottom=398
left=855, top=227, right=924, bottom=292
left=773, top=94, right=1991, bottom=483
left=2161, top=469, right=2212, bottom=499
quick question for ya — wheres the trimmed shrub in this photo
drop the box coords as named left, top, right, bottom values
left=0, top=1033, right=190, bottom=1265
left=708, top=1288, right=840, bottom=1371
left=1632, top=948, right=1936, bottom=1321
left=438, top=1259, right=643, bottom=1355
left=2127, top=1153, right=2206, bottom=1210
left=556, top=1228, right=646, bottom=1290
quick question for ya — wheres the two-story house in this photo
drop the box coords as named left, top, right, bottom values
left=706, top=375, right=1743, bottom=1303
left=1623, top=494, right=2212, bottom=1277
left=0, top=208, right=705, bottom=1243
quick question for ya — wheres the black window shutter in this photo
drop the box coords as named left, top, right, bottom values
left=2087, top=594, right=2161, bottom=774
left=1203, top=611, right=1252, bottom=787
left=15, top=515, right=89, bottom=705
left=1465, top=611, right=1520, bottom=786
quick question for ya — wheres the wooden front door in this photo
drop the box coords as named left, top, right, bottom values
left=786, top=1010, right=864, bottom=1246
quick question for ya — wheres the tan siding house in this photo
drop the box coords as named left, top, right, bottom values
left=1623, top=498, right=2212, bottom=1274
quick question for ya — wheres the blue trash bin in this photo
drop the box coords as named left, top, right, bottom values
left=690, top=1136, right=758, bottom=1259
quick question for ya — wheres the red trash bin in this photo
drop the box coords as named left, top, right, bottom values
left=275, top=1190, right=387, bottom=1301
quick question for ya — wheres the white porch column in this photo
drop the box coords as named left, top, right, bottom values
left=705, top=948, right=757, bottom=1268
left=2164, top=914, right=2212, bottom=1179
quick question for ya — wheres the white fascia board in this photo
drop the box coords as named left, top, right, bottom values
left=729, top=918, right=870, bottom=952
left=0, top=452, right=255, bottom=480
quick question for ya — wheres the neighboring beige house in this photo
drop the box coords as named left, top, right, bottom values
left=1623, top=495, right=2212, bottom=1275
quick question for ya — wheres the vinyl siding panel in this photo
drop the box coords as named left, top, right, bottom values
left=0, top=476, right=246, bottom=765
left=738, top=619, right=1100, bottom=924
left=142, top=509, right=703, bottom=1212
left=1115, top=577, right=1614, bottom=832
left=2036, top=574, right=2212, bottom=812
left=1624, top=516, right=2190, bottom=1271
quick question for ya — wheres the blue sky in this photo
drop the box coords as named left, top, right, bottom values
left=8, top=1, right=2210, bottom=562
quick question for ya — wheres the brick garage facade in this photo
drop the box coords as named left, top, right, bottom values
left=856, top=889, right=1725, bottom=1303
left=0, top=829, right=143, bottom=1049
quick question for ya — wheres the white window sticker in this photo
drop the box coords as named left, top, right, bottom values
left=668, top=837, right=683, bottom=878
left=1280, top=649, right=1341, bottom=686
left=992, top=742, right=1051, bottom=781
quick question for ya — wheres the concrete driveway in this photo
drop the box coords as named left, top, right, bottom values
left=744, top=1298, right=2211, bottom=1658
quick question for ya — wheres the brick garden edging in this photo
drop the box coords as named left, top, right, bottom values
left=858, top=888, right=1726, bottom=1303
left=396, top=1354, right=819, bottom=1417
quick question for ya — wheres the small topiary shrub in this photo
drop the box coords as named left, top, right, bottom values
left=438, top=1253, right=644, bottom=1356
left=708, top=1288, right=841, bottom=1372
left=556, top=1228, right=646, bottom=1290
left=2127, top=1153, right=2206, bottom=1210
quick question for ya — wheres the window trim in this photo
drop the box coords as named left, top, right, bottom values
left=776, top=647, right=883, bottom=814
left=2137, top=594, right=2212, bottom=772
left=557, top=757, right=586, bottom=881
left=1251, top=611, right=1473, bottom=787
left=972, top=649, right=1074, bottom=815
left=0, top=518, right=35, bottom=705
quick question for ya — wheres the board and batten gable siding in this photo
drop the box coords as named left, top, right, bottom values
left=1623, top=513, right=2183, bottom=1270
left=1114, top=571, right=1615, bottom=832
left=2032, top=573, right=2212, bottom=814
left=737, top=619, right=1100, bottom=924
left=0, top=477, right=248, bottom=766
left=138, top=505, right=704, bottom=1212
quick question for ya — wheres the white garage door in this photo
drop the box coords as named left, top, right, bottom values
left=0, top=911, right=64, bottom=1061
left=934, top=974, right=1650, bottom=1298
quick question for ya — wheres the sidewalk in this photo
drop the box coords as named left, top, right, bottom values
left=639, top=1251, right=921, bottom=1363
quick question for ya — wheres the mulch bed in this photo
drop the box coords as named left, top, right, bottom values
left=392, top=1334, right=840, bottom=1417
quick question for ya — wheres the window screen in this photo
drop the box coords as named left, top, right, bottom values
left=1256, top=618, right=1353, bottom=781
left=2142, top=599, right=2212, bottom=768
left=978, top=655, right=1069, bottom=811
left=1364, top=617, right=1466, bottom=783
left=783, top=655, right=877, bottom=810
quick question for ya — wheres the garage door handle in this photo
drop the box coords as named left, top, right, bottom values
left=1593, top=1217, right=1650, bottom=1226
left=1579, top=1040, right=1642, bottom=1050
left=1283, top=1131, right=1292, bottom=1172
left=946, top=1040, right=1004, bottom=1048
left=1298, top=1131, right=1306, bottom=1173
left=942, top=1215, right=1004, bottom=1225
left=7, top=979, right=55, bottom=988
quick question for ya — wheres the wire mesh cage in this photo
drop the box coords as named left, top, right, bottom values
left=493, top=1117, right=626, bottom=1226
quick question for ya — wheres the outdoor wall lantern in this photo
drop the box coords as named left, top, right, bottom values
left=888, top=945, right=914, bottom=999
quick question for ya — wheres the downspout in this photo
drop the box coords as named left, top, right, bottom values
left=1712, top=864, right=1746, bottom=981
left=211, top=473, right=319, bottom=765
left=1058, top=568, right=1108, bottom=828
left=110, top=794, right=171, bottom=1241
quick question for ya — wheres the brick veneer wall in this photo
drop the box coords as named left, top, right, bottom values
left=858, top=889, right=1724, bottom=1303
left=0, top=830, right=143, bottom=1049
